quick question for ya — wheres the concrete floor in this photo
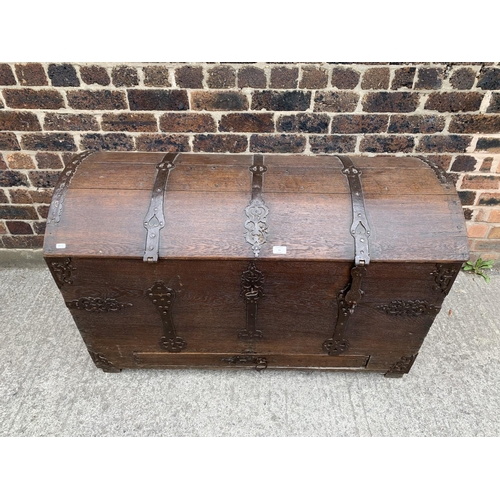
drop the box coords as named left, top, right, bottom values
left=1, top=250, right=499, bottom=437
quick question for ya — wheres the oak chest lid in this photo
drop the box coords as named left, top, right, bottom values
left=43, top=152, right=469, bottom=263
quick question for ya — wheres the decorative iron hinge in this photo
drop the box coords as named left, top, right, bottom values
left=147, top=280, right=186, bottom=352
left=323, top=156, right=371, bottom=356
left=143, top=153, right=179, bottom=263
left=431, top=264, right=459, bottom=294
left=239, top=261, right=265, bottom=339
left=385, top=354, right=418, bottom=378
left=66, top=297, right=132, bottom=312
left=50, top=257, right=76, bottom=288
left=376, top=300, right=440, bottom=317
left=244, top=154, right=269, bottom=258
left=222, top=354, right=268, bottom=371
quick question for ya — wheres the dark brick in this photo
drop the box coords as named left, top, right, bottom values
left=7, top=153, right=35, bottom=169
left=207, top=66, right=236, bottom=88
left=449, top=115, right=500, bottom=134
left=250, top=134, right=306, bottom=153
left=331, top=115, right=388, bottom=134
left=79, top=65, right=110, bottom=86
left=0, top=154, right=7, bottom=170
left=160, top=113, right=216, bottom=133
left=270, top=66, right=298, bottom=89
left=458, top=191, right=476, bottom=206
left=477, top=68, right=500, bottom=90
left=135, top=134, right=190, bottom=152
left=461, top=175, right=499, bottom=190
left=36, top=153, right=64, bottom=170
left=15, top=63, right=48, bottom=86
left=44, top=113, right=99, bottom=131
left=0, top=64, right=16, bottom=85
left=425, top=92, right=484, bottom=112
left=423, top=155, right=453, bottom=171
left=175, top=66, right=204, bottom=88
left=417, top=135, right=472, bottom=153
left=0, top=111, right=41, bottom=131
left=450, top=68, right=476, bottom=90
left=0, top=190, right=8, bottom=203
left=9, top=188, right=33, bottom=203
left=128, top=89, right=189, bottom=111
left=101, top=113, right=157, bottom=132
left=479, top=157, right=494, bottom=172
left=362, top=92, right=419, bottom=113
left=388, top=115, right=445, bottom=134
left=80, top=133, right=134, bottom=151
left=253, top=91, right=311, bottom=111
left=238, top=66, right=266, bottom=88
left=309, top=135, right=356, bottom=154
left=33, top=221, right=46, bottom=235
left=143, top=66, right=171, bottom=87
left=1, top=235, right=44, bottom=248
left=36, top=205, right=49, bottom=218
left=314, top=91, right=358, bottom=113
left=48, top=64, right=79, bottom=87
left=3, top=89, right=65, bottom=109
left=111, top=66, right=139, bottom=87
left=192, top=91, right=248, bottom=111
left=331, top=68, right=360, bottom=89
left=478, top=194, right=500, bottom=206
left=0, top=205, right=37, bottom=219
left=194, top=134, right=247, bottom=153
left=277, top=113, right=329, bottom=134
left=476, top=138, right=500, bottom=152
left=450, top=156, right=477, bottom=172
left=361, top=68, right=390, bottom=90
left=67, top=90, right=127, bottom=110
left=415, top=68, right=443, bottom=89
left=391, top=67, right=416, bottom=89
left=299, top=66, right=328, bottom=89
left=21, top=133, right=76, bottom=152
left=463, top=208, right=473, bottom=220
left=0, top=133, right=20, bottom=150
left=28, top=171, right=61, bottom=188
left=486, top=93, right=500, bottom=113
left=0, top=221, right=6, bottom=235
left=219, top=113, right=274, bottom=133
left=6, top=221, right=33, bottom=235
left=360, top=135, right=414, bottom=153
left=30, top=189, right=52, bottom=204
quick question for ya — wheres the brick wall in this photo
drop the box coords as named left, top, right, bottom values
left=1, top=62, right=499, bottom=263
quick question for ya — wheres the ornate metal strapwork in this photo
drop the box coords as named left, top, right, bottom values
left=376, top=300, right=440, bottom=317
left=239, top=261, right=265, bottom=339
left=66, top=297, right=132, bottom=312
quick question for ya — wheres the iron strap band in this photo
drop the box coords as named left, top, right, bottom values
left=143, top=153, right=179, bottom=263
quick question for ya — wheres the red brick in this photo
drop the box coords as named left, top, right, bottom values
left=3, top=89, right=65, bottom=109
left=0, top=111, right=41, bottom=131
left=277, top=114, right=329, bottom=133
left=175, top=66, right=204, bottom=88
left=477, top=68, right=500, bottom=90
left=111, top=66, right=139, bottom=87
left=449, top=115, right=500, bottom=134
left=21, top=133, right=76, bottom=152
left=0, top=189, right=8, bottom=203
left=101, top=113, right=157, bottom=132
left=270, top=66, right=298, bottom=89
left=67, top=90, right=127, bottom=110
left=479, top=157, right=494, bottom=171
left=2, top=235, right=44, bottom=248
left=194, top=134, right=247, bottom=153
left=143, top=66, right=171, bottom=87
left=28, top=171, right=61, bottom=188
left=238, top=67, right=266, bottom=88
left=128, top=89, right=189, bottom=111
left=309, top=135, right=356, bottom=154
left=360, top=135, right=414, bottom=153
left=488, top=210, right=500, bottom=222
left=30, top=189, right=53, bottom=204
left=192, top=91, right=248, bottom=111
left=361, top=68, right=390, bottom=90
left=314, top=91, right=358, bottom=112
left=388, top=115, right=445, bottom=134
left=219, top=113, right=274, bottom=133
left=449, top=68, right=476, bottom=90
left=48, top=64, right=80, bottom=87
left=425, top=92, right=484, bottom=112
left=160, top=113, right=216, bottom=133
left=44, top=113, right=99, bottom=131
left=461, top=175, right=499, bottom=190
left=0, top=133, right=21, bottom=150
left=7, top=153, right=36, bottom=170
left=36, top=205, right=50, bottom=218
left=478, top=194, right=500, bottom=206
left=14, top=63, right=48, bottom=86
left=0, top=205, right=38, bottom=219
left=6, top=221, right=33, bottom=235
left=331, top=68, right=360, bottom=89
left=250, top=134, right=305, bottom=153
left=135, top=134, right=190, bottom=152
left=472, top=240, right=500, bottom=252
left=466, top=223, right=489, bottom=238
left=0, top=154, right=7, bottom=170
left=35, top=153, right=64, bottom=170
left=417, top=135, right=471, bottom=153
left=80, top=133, right=134, bottom=151
left=0, top=64, right=16, bottom=85
left=488, top=227, right=500, bottom=238
left=79, top=65, right=110, bottom=86
left=299, top=66, right=328, bottom=89
left=207, top=66, right=236, bottom=88
left=331, top=115, right=388, bottom=134
left=391, top=67, right=416, bottom=90
left=0, top=221, right=6, bottom=234
left=9, top=188, right=33, bottom=204
left=415, top=68, right=443, bottom=89
left=362, top=92, right=419, bottom=113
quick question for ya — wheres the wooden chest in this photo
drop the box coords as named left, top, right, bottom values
left=43, top=152, right=468, bottom=377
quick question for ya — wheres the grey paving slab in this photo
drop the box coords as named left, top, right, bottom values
left=1, top=260, right=499, bottom=437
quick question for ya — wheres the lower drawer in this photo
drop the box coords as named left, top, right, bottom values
left=133, top=352, right=370, bottom=370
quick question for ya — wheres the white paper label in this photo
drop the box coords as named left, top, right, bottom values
left=56, top=243, right=66, bottom=249
left=273, top=246, right=287, bottom=255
